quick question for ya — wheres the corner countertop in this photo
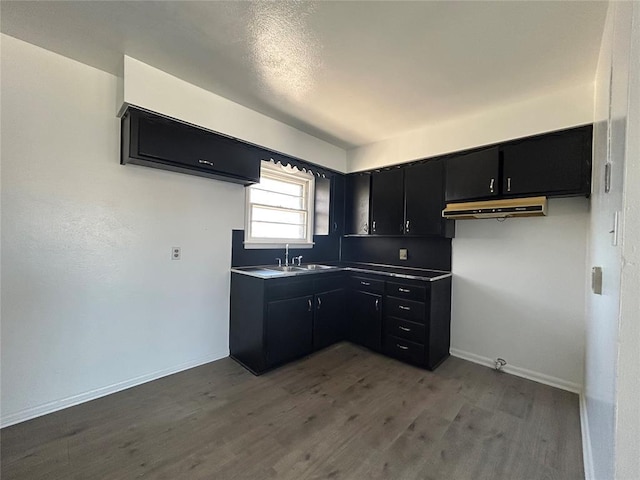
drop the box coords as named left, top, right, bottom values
left=230, top=262, right=452, bottom=282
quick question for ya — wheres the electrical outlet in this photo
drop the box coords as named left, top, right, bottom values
left=399, top=248, right=408, bottom=260
left=172, top=247, right=181, bottom=260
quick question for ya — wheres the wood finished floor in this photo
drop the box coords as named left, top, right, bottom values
left=1, top=343, right=584, bottom=480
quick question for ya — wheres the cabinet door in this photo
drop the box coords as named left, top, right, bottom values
left=345, top=173, right=371, bottom=234
left=266, top=295, right=313, bottom=367
left=404, top=160, right=450, bottom=236
left=370, top=169, right=404, bottom=235
left=349, top=291, right=382, bottom=351
left=331, top=174, right=346, bottom=235
left=313, top=289, right=346, bottom=350
left=502, top=126, right=591, bottom=197
left=445, top=147, right=500, bottom=202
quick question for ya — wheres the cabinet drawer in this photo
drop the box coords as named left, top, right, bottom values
left=385, top=282, right=427, bottom=301
left=384, top=335, right=425, bottom=366
left=384, top=317, right=425, bottom=344
left=350, top=276, right=385, bottom=294
left=385, top=296, right=426, bottom=323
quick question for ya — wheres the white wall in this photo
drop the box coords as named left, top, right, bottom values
left=121, top=56, right=347, bottom=173
left=586, top=2, right=640, bottom=480
left=450, top=198, right=588, bottom=391
left=347, top=83, right=594, bottom=172
left=616, top=5, right=640, bottom=479
left=0, top=34, right=342, bottom=427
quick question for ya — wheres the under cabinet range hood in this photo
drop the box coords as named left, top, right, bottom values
left=442, top=196, right=547, bottom=220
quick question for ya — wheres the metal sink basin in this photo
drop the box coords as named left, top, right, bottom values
left=266, top=266, right=303, bottom=272
left=297, top=264, right=335, bottom=270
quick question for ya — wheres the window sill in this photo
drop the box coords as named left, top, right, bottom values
left=243, top=242, right=315, bottom=250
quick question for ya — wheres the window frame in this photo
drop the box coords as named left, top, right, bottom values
left=244, top=161, right=315, bottom=249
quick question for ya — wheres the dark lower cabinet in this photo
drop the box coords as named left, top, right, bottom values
left=266, top=296, right=313, bottom=366
left=230, top=272, right=346, bottom=375
left=349, top=290, right=383, bottom=351
left=230, top=269, right=451, bottom=375
left=382, top=277, right=452, bottom=369
left=314, top=289, right=346, bottom=350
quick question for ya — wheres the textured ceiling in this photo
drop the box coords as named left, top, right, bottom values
left=0, top=1, right=607, bottom=148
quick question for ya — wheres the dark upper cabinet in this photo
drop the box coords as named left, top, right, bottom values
left=404, top=161, right=454, bottom=237
left=502, top=125, right=592, bottom=197
left=331, top=174, right=346, bottom=235
left=266, top=295, right=314, bottom=367
left=445, top=147, right=500, bottom=202
left=313, top=288, right=346, bottom=350
left=444, top=125, right=593, bottom=203
left=371, top=169, right=404, bottom=235
left=345, top=173, right=371, bottom=234
left=121, top=107, right=260, bottom=185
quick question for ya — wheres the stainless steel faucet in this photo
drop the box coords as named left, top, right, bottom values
left=285, top=244, right=289, bottom=267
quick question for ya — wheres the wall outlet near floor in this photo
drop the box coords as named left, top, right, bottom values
left=172, top=247, right=181, bottom=260
left=399, top=248, right=408, bottom=260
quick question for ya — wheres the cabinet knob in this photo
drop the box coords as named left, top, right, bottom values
left=489, top=178, right=495, bottom=193
left=405, top=220, right=410, bottom=233
left=372, top=221, right=376, bottom=232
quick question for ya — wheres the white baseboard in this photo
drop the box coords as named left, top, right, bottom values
left=0, top=350, right=229, bottom=428
left=579, top=393, right=595, bottom=480
left=449, top=348, right=582, bottom=393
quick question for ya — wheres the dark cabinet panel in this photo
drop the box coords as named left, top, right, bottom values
left=445, top=147, right=500, bottom=202
left=331, top=174, right=346, bottom=235
left=266, top=296, right=314, bottom=367
left=313, top=289, right=346, bottom=350
left=371, top=169, right=404, bottom=235
left=314, top=176, right=331, bottom=235
left=122, top=108, right=261, bottom=185
left=404, top=161, right=453, bottom=236
left=349, top=290, right=382, bottom=351
left=502, top=125, right=592, bottom=197
left=345, top=173, right=371, bottom=234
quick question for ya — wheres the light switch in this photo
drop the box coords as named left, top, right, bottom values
left=592, top=266, right=603, bottom=295
left=399, top=248, right=408, bottom=260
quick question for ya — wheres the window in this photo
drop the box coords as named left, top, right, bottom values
left=245, top=161, right=315, bottom=247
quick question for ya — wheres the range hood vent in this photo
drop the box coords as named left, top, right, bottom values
left=442, top=196, right=547, bottom=220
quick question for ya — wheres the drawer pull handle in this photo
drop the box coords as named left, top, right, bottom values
left=375, top=298, right=380, bottom=311
left=398, top=326, right=411, bottom=332
left=399, top=305, right=411, bottom=311
left=398, top=288, right=411, bottom=293
left=317, top=297, right=322, bottom=310
left=397, top=344, right=409, bottom=350
left=198, top=159, right=214, bottom=166
left=308, top=299, right=312, bottom=312
left=361, top=281, right=371, bottom=286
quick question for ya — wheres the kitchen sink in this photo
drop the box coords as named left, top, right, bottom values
left=266, top=266, right=302, bottom=272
